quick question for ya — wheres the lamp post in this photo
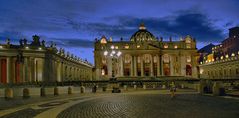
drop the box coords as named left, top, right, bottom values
left=103, top=46, right=122, bottom=79
left=103, top=46, right=122, bottom=93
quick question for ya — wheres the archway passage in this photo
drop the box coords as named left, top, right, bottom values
left=163, top=63, right=170, bottom=76
left=1, top=59, right=7, bottom=84
left=186, top=64, right=192, bottom=76
left=124, top=63, right=130, bottom=76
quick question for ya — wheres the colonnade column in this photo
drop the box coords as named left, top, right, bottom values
left=6, top=57, right=12, bottom=83
left=24, top=57, right=29, bottom=82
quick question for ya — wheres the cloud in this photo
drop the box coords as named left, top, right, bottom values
left=50, top=38, right=94, bottom=48
left=69, top=11, right=225, bottom=42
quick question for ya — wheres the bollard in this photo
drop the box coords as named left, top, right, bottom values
left=213, top=82, right=225, bottom=96
left=5, top=88, right=13, bottom=99
left=134, top=85, right=137, bottom=90
left=199, top=80, right=206, bottom=94
left=68, top=87, right=73, bottom=95
left=23, top=88, right=30, bottom=98
left=152, top=85, right=156, bottom=89
left=143, top=85, right=146, bottom=90
left=123, top=85, right=127, bottom=91
left=181, top=84, right=185, bottom=89
left=102, top=86, right=107, bottom=92
left=54, top=87, right=59, bottom=96
left=80, top=86, right=85, bottom=93
left=40, top=87, right=46, bottom=97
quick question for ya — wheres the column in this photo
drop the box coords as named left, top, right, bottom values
left=141, top=56, right=144, bottom=77
left=170, top=55, right=174, bottom=76
left=60, top=63, right=63, bottom=82
left=30, top=58, right=34, bottom=82
left=134, top=56, right=137, bottom=76
left=6, top=57, right=12, bottom=83
left=181, top=55, right=186, bottom=76
left=56, top=62, right=61, bottom=82
left=24, top=57, right=29, bottom=82
left=192, top=54, right=197, bottom=78
left=160, top=55, right=164, bottom=76
left=130, top=55, right=134, bottom=76
left=157, top=55, right=160, bottom=76
left=150, top=55, right=153, bottom=76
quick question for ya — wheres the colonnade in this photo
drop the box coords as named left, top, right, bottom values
left=0, top=56, right=92, bottom=84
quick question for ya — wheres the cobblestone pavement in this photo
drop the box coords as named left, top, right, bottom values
left=57, top=93, right=239, bottom=118
left=1, top=90, right=239, bottom=118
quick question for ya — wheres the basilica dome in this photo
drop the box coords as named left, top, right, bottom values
left=130, top=23, right=156, bottom=42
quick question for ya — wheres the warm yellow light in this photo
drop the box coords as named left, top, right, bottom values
left=25, top=46, right=29, bottom=49
left=125, top=45, right=129, bottom=49
left=226, top=54, right=229, bottom=58
left=103, top=51, right=108, bottom=56
left=231, top=53, right=235, bottom=57
left=200, top=69, right=204, bottom=74
left=220, top=56, right=223, bottom=60
left=101, top=69, right=105, bottom=75
left=115, top=46, right=118, bottom=49
left=174, top=45, right=178, bottom=49
left=137, top=45, right=140, bottom=48
left=164, top=45, right=168, bottom=48
left=0, top=46, right=3, bottom=49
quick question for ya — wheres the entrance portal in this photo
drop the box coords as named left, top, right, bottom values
left=186, top=64, right=192, bottom=76
left=163, top=63, right=170, bottom=76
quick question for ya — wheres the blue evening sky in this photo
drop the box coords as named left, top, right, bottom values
left=0, top=0, right=239, bottom=64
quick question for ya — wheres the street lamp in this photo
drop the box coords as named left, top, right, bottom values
left=103, top=47, right=122, bottom=78
left=103, top=47, right=122, bottom=93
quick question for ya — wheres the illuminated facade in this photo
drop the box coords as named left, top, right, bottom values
left=0, top=35, right=93, bottom=85
left=94, top=24, right=198, bottom=80
left=199, top=27, right=239, bottom=79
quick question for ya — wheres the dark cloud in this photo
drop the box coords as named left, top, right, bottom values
left=51, top=38, right=94, bottom=48
left=71, top=12, right=224, bottom=42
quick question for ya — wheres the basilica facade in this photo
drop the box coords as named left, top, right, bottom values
left=94, top=24, right=198, bottom=80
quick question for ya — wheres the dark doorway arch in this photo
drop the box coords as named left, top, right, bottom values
left=186, top=64, right=192, bottom=76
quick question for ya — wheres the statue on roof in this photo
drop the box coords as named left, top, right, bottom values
left=41, top=40, right=45, bottom=47
left=31, top=35, right=41, bottom=46
left=6, top=38, right=10, bottom=45
left=23, top=39, right=27, bottom=45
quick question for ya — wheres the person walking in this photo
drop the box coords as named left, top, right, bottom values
left=170, top=82, right=176, bottom=98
